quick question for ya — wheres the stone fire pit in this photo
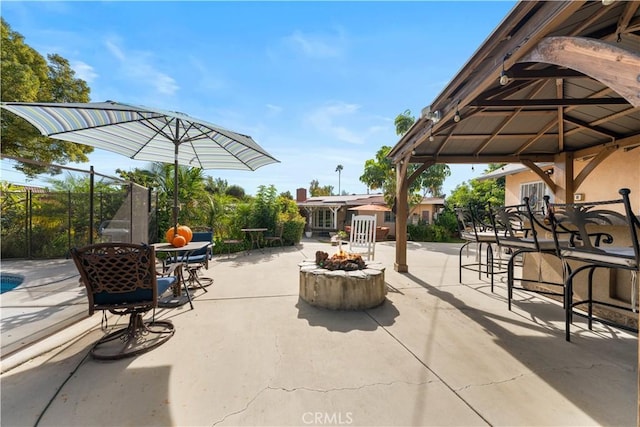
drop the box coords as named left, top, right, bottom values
left=298, top=251, right=386, bottom=310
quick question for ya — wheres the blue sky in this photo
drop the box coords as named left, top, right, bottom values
left=1, top=1, right=516, bottom=197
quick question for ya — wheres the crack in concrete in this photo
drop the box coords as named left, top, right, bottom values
left=454, top=363, right=616, bottom=391
left=210, top=379, right=433, bottom=426
left=267, top=379, right=434, bottom=394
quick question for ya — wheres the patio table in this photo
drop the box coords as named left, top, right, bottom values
left=241, top=228, right=268, bottom=253
left=152, top=241, right=210, bottom=309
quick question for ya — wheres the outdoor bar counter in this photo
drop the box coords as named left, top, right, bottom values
left=519, top=224, right=637, bottom=330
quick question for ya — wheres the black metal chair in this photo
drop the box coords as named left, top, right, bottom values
left=546, top=188, right=640, bottom=341
left=455, top=205, right=504, bottom=291
left=489, top=198, right=568, bottom=310
left=70, top=243, right=178, bottom=360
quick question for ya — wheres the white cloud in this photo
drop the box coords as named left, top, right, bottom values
left=306, top=102, right=364, bottom=145
left=265, top=104, right=283, bottom=116
left=72, top=61, right=98, bottom=83
left=284, top=29, right=346, bottom=59
left=103, top=37, right=179, bottom=96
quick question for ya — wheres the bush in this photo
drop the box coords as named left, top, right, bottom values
left=280, top=213, right=305, bottom=245
left=407, top=218, right=457, bottom=242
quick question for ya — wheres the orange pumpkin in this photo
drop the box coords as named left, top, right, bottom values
left=172, top=235, right=187, bottom=247
left=177, top=225, right=193, bottom=243
left=165, top=227, right=178, bottom=243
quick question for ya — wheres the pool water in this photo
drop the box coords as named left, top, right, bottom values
left=1, top=273, right=25, bottom=294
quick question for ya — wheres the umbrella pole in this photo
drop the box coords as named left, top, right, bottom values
left=173, top=142, right=179, bottom=234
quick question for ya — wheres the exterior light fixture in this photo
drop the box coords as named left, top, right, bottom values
left=453, top=101, right=461, bottom=123
left=602, top=0, right=615, bottom=5
left=421, top=106, right=441, bottom=124
left=499, top=53, right=512, bottom=86
left=429, top=129, right=434, bottom=142
left=499, top=70, right=510, bottom=86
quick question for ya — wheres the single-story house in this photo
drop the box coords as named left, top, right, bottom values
left=295, top=188, right=444, bottom=238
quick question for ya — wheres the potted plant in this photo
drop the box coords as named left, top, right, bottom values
left=305, top=223, right=312, bottom=238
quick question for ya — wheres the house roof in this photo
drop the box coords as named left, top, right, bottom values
left=297, top=194, right=383, bottom=208
left=297, top=194, right=445, bottom=208
left=477, top=162, right=553, bottom=181
left=389, top=1, right=640, bottom=167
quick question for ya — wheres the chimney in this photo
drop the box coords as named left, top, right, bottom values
left=296, top=188, right=307, bottom=202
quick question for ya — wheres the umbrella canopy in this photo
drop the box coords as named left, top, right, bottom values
left=1, top=101, right=279, bottom=230
left=348, top=204, right=391, bottom=212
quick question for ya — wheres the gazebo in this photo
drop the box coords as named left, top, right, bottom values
left=388, top=0, right=640, bottom=420
left=389, top=0, right=639, bottom=273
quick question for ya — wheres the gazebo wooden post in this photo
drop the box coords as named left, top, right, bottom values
left=553, top=152, right=574, bottom=203
left=394, top=157, right=410, bottom=273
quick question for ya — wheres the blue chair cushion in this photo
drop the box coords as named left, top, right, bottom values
left=93, top=276, right=176, bottom=305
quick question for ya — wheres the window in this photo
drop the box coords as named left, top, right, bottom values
left=384, top=211, right=396, bottom=223
left=313, top=209, right=333, bottom=229
left=421, top=210, right=430, bottom=224
left=520, top=181, right=547, bottom=213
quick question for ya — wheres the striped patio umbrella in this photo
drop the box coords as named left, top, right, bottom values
left=1, top=101, right=279, bottom=231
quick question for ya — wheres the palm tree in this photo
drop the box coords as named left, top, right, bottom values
left=335, top=164, right=343, bottom=195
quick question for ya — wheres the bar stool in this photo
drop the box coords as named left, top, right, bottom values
left=489, top=198, right=568, bottom=311
left=546, top=188, right=640, bottom=341
left=456, top=205, right=505, bottom=291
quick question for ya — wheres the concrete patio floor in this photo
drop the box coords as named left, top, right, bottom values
left=1, top=239, right=637, bottom=426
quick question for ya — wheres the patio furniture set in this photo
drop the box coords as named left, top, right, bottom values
left=457, top=188, right=640, bottom=342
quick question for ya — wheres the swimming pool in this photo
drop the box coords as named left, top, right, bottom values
left=1, top=273, right=25, bottom=294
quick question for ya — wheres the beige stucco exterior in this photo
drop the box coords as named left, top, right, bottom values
left=505, top=148, right=640, bottom=211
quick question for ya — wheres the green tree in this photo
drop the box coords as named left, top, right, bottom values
left=204, top=177, right=228, bottom=195
left=309, top=179, right=333, bottom=197
left=1, top=19, right=93, bottom=176
left=446, top=164, right=505, bottom=209
left=226, top=184, right=246, bottom=199
left=360, top=109, right=451, bottom=206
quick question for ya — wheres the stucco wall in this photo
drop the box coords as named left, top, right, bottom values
left=505, top=148, right=640, bottom=211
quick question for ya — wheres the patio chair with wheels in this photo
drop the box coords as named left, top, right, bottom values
left=349, top=215, right=377, bottom=261
left=546, top=188, right=640, bottom=341
left=455, top=205, right=504, bottom=291
left=70, top=243, right=178, bottom=360
left=489, top=198, right=567, bottom=310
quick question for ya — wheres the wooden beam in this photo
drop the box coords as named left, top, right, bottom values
left=520, top=36, right=640, bottom=107
left=470, top=98, right=629, bottom=107
left=574, top=135, right=640, bottom=159
left=557, top=78, right=564, bottom=152
left=407, top=162, right=432, bottom=188
left=508, top=68, right=586, bottom=80
left=573, top=144, right=617, bottom=190
left=410, top=154, right=556, bottom=163
left=562, top=116, right=619, bottom=139
left=522, top=159, right=556, bottom=193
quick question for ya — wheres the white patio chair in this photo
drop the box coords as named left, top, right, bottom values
left=349, top=215, right=377, bottom=261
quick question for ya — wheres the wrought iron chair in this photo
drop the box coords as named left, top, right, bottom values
left=455, top=205, right=504, bottom=291
left=70, top=243, right=178, bottom=360
left=489, top=198, right=567, bottom=310
left=348, top=215, right=377, bottom=261
left=546, top=188, right=640, bottom=341
left=264, top=223, right=284, bottom=249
